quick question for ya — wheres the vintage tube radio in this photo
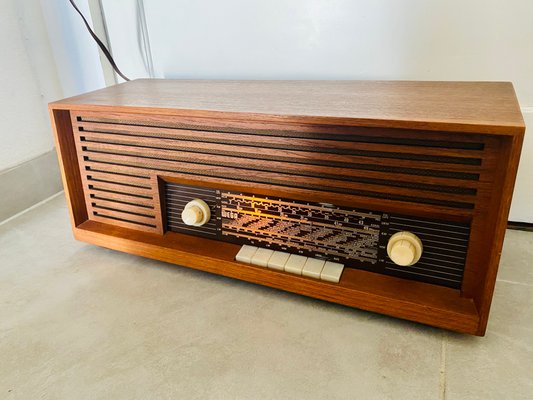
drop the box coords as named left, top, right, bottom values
left=49, top=80, right=524, bottom=335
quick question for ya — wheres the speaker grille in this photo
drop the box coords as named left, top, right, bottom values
left=383, top=216, right=469, bottom=287
left=72, top=111, right=489, bottom=230
left=165, top=184, right=218, bottom=237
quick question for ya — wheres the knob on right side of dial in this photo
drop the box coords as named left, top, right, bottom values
left=387, top=231, right=423, bottom=266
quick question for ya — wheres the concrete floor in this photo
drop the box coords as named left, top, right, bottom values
left=1, top=195, right=532, bottom=400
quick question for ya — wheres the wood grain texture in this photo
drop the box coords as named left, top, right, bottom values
left=473, top=134, right=525, bottom=335
left=51, top=79, right=525, bottom=135
left=49, top=109, right=88, bottom=227
left=48, top=79, right=526, bottom=336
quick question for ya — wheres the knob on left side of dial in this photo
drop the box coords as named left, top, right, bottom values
left=181, top=199, right=211, bottom=226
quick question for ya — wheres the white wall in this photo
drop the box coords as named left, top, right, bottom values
left=102, top=0, right=532, bottom=99
left=512, top=111, right=533, bottom=222
left=100, top=0, right=533, bottom=221
left=40, top=0, right=106, bottom=98
left=14, top=1, right=64, bottom=108
left=0, top=0, right=56, bottom=171
left=0, top=0, right=106, bottom=172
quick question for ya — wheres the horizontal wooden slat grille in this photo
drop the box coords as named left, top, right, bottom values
left=71, top=111, right=496, bottom=232
left=75, top=115, right=487, bottom=148
left=78, top=121, right=484, bottom=162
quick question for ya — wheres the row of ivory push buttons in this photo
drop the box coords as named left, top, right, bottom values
left=235, top=245, right=344, bottom=283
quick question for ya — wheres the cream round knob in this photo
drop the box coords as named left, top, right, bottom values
left=181, top=199, right=211, bottom=226
left=387, top=231, right=423, bottom=266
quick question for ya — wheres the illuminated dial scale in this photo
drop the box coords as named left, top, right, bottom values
left=166, top=184, right=470, bottom=289
left=220, top=193, right=384, bottom=265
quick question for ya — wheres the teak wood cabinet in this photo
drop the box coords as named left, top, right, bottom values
left=49, top=80, right=525, bottom=336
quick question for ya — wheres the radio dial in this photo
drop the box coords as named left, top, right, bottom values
left=181, top=199, right=211, bottom=226
left=387, top=231, right=423, bottom=266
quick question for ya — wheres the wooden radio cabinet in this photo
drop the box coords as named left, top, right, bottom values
left=49, top=80, right=525, bottom=335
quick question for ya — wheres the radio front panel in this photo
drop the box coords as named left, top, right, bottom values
left=68, top=107, right=499, bottom=312
left=165, top=182, right=469, bottom=288
left=49, top=79, right=525, bottom=335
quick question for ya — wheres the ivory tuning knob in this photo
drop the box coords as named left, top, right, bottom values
left=181, top=199, right=211, bottom=226
left=386, top=231, right=423, bottom=266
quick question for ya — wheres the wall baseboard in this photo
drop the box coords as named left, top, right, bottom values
left=507, top=221, right=533, bottom=232
left=0, top=149, right=63, bottom=223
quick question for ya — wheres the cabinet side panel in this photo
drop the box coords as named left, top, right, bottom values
left=474, top=132, right=525, bottom=335
left=49, top=108, right=88, bottom=227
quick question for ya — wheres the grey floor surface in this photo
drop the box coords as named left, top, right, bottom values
left=1, top=195, right=532, bottom=399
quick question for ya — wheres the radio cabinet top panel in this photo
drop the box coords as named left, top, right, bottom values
left=51, top=79, right=524, bottom=134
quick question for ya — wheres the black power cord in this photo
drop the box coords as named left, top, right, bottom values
left=67, top=0, right=130, bottom=81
